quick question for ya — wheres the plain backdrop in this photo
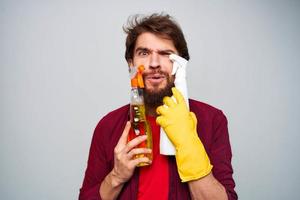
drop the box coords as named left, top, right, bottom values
left=1, top=0, right=300, bottom=199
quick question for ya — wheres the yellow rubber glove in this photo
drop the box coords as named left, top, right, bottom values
left=156, top=87, right=213, bottom=182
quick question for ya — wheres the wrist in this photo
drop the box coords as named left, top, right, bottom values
left=100, top=169, right=125, bottom=200
left=109, top=169, right=125, bottom=188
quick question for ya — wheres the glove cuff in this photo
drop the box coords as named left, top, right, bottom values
left=175, top=138, right=213, bottom=182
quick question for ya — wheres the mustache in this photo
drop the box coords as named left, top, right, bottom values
left=142, top=69, right=169, bottom=78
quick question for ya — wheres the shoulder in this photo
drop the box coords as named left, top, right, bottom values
left=189, top=99, right=228, bottom=130
left=189, top=99, right=225, bottom=118
left=189, top=99, right=230, bottom=150
left=93, top=104, right=130, bottom=137
left=91, top=104, right=130, bottom=153
left=100, top=104, right=130, bottom=125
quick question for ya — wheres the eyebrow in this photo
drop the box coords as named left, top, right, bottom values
left=135, top=47, right=150, bottom=53
left=135, top=47, right=176, bottom=55
left=157, top=49, right=175, bottom=55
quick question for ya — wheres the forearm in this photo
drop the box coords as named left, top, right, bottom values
left=188, top=172, right=228, bottom=200
left=99, top=170, right=124, bottom=200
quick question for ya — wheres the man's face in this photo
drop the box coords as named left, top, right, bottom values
left=129, top=32, right=179, bottom=107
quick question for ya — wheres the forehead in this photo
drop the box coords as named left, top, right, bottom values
left=134, top=32, right=178, bottom=53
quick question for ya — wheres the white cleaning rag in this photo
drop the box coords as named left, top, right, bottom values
left=160, top=54, right=189, bottom=155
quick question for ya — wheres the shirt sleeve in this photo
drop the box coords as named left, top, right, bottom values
left=210, top=110, right=238, bottom=200
left=79, top=118, right=111, bottom=200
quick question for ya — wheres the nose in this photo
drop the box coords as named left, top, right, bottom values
left=148, top=52, right=161, bottom=70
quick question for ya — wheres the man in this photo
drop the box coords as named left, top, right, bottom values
left=79, top=13, right=237, bottom=200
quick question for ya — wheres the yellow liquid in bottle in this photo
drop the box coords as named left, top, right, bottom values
left=128, top=104, right=153, bottom=167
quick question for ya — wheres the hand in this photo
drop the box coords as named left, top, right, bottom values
left=111, top=121, right=152, bottom=185
left=156, top=88, right=213, bottom=182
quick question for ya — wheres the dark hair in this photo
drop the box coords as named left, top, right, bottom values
left=123, top=13, right=190, bottom=62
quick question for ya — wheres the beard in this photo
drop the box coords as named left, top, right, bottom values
left=143, top=70, right=175, bottom=109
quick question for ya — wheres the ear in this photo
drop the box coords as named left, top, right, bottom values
left=128, top=59, right=134, bottom=68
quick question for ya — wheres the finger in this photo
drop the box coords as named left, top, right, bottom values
left=124, top=135, right=147, bottom=153
left=116, top=121, right=131, bottom=147
left=127, top=148, right=152, bottom=159
left=163, top=96, right=176, bottom=107
left=190, top=112, right=198, bottom=126
left=156, top=116, right=169, bottom=128
left=172, top=87, right=185, bottom=104
left=130, top=156, right=152, bottom=167
left=156, top=105, right=168, bottom=115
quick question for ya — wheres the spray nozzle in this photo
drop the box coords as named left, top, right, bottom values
left=130, top=65, right=145, bottom=88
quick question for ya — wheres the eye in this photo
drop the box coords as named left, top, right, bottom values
left=158, top=51, right=172, bottom=57
left=137, top=50, right=149, bottom=56
left=160, top=52, right=171, bottom=56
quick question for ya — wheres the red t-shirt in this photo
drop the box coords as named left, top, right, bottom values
left=137, top=116, right=169, bottom=200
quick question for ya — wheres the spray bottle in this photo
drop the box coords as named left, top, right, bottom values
left=128, top=65, right=153, bottom=166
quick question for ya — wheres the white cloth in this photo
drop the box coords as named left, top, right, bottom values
left=160, top=54, right=189, bottom=155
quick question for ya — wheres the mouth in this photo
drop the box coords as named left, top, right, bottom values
left=145, top=74, right=166, bottom=85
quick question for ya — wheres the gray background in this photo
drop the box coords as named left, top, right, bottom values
left=1, top=0, right=299, bottom=199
